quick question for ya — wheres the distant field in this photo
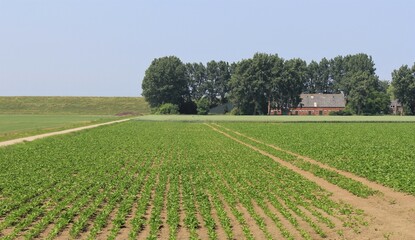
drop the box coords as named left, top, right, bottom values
left=136, top=114, right=415, bottom=122
left=0, top=115, right=118, bottom=142
left=0, top=96, right=149, bottom=141
left=0, top=96, right=150, bottom=115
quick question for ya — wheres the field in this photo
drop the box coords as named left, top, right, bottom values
left=136, top=114, right=415, bottom=122
left=0, top=96, right=150, bottom=115
left=1, top=120, right=414, bottom=239
left=0, top=115, right=118, bottom=142
left=0, top=96, right=150, bottom=141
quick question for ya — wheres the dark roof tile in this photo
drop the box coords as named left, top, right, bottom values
left=300, top=94, right=346, bottom=108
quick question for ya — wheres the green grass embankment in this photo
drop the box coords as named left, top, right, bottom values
left=0, top=96, right=150, bottom=141
left=0, top=96, right=149, bottom=115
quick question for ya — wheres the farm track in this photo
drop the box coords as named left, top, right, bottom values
left=1, top=121, right=415, bottom=239
left=0, top=118, right=131, bottom=148
left=207, top=123, right=415, bottom=240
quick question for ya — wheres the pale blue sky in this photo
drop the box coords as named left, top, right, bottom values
left=0, top=0, right=414, bottom=96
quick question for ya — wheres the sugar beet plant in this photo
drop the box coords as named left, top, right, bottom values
left=221, top=122, right=415, bottom=195
left=0, top=121, right=367, bottom=239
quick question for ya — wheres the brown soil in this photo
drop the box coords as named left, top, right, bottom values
left=251, top=200, right=283, bottom=240
left=1, top=227, right=13, bottom=238
left=217, top=195, right=246, bottom=240
left=207, top=123, right=415, bottom=240
left=158, top=177, right=170, bottom=239
left=265, top=200, right=304, bottom=240
left=190, top=176, right=209, bottom=239
left=36, top=220, right=56, bottom=239
left=95, top=204, right=119, bottom=239
left=137, top=175, right=159, bottom=240
left=235, top=203, right=267, bottom=239
left=176, top=175, right=190, bottom=240
left=207, top=194, right=228, bottom=240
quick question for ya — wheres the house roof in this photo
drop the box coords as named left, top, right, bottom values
left=209, top=102, right=234, bottom=114
left=299, top=93, right=346, bottom=108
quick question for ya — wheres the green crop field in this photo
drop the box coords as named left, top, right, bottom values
left=136, top=114, right=415, bottom=122
left=220, top=122, right=415, bottom=195
left=0, top=115, right=119, bottom=142
left=1, top=120, right=414, bottom=239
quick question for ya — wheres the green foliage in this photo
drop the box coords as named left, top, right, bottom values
left=155, top=103, right=179, bottom=115
left=229, top=107, right=241, bottom=115
left=196, top=98, right=210, bottom=115
left=142, top=56, right=189, bottom=109
left=186, top=62, right=207, bottom=101
left=328, top=109, right=353, bottom=116
left=205, top=60, right=232, bottom=106
left=229, top=53, right=292, bottom=115
left=391, top=63, right=415, bottom=115
left=143, top=53, right=397, bottom=115
left=347, top=72, right=390, bottom=115
left=185, top=61, right=232, bottom=107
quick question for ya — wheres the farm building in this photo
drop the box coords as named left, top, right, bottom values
left=390, top=99, right=403, bottom=115
left=209, top=102, right=234, bottom=114
left=272, top=93, right=346, bottom=115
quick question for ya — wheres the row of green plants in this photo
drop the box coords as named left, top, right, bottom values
left=212, top=123, right=377, bottom=198
left=0, top=121, right=367, bottom=239
left=221, top=122, right=415, bottom=195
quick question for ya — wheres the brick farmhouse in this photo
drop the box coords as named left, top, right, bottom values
left=272, top=93, right=346, bottom=115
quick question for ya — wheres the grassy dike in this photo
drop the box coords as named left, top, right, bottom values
left=0, top=96, right=149, bottom=115
left=0, top=96, right=150, bottom=141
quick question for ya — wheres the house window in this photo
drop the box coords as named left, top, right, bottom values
left=308, top=111, right=312, bottom=115
left=319, top=110, right=323, bottom=115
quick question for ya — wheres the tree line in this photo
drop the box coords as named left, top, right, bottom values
left=141, top=53, right=415, bottom=115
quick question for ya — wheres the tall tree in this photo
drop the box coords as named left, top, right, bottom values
left=305, top=58, right=333, bottom=94
left=204, top=60, right=232, bottom=106
left=319, top=57, right=333, bottom=93
left=229, top=53, right=283, bottom=115
left=274, top=58, right=307, bottom=114
left=142, top=56, right=189, bottom=109
left=392, top=64, right=415, bottom=115
left=216, top=61, right=231, bottom=104
left=305, top=60, right=319, bottom=93
left=331, top=53, right=376, bottom=97
left=347, top=72, right=390, bottom=115
left=229, top=58, right=256, bottom=114
left=185, top=62, right=206, bottom=101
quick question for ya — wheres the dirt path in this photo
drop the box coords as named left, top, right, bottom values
left=206, top=123, right=415, bottom=240
left=0, top=118, right=131, bottom=148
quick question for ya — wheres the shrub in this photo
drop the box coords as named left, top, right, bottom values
left=156, top=103, right=179, bottom=115
left=196, top=98, right=210, bottom=115
left=329, top=109, right=353, bottom=116
left=230, top=107, right=241, bottom=115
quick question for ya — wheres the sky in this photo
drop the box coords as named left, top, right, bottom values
left=0, top=0, right=414, bottom=97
